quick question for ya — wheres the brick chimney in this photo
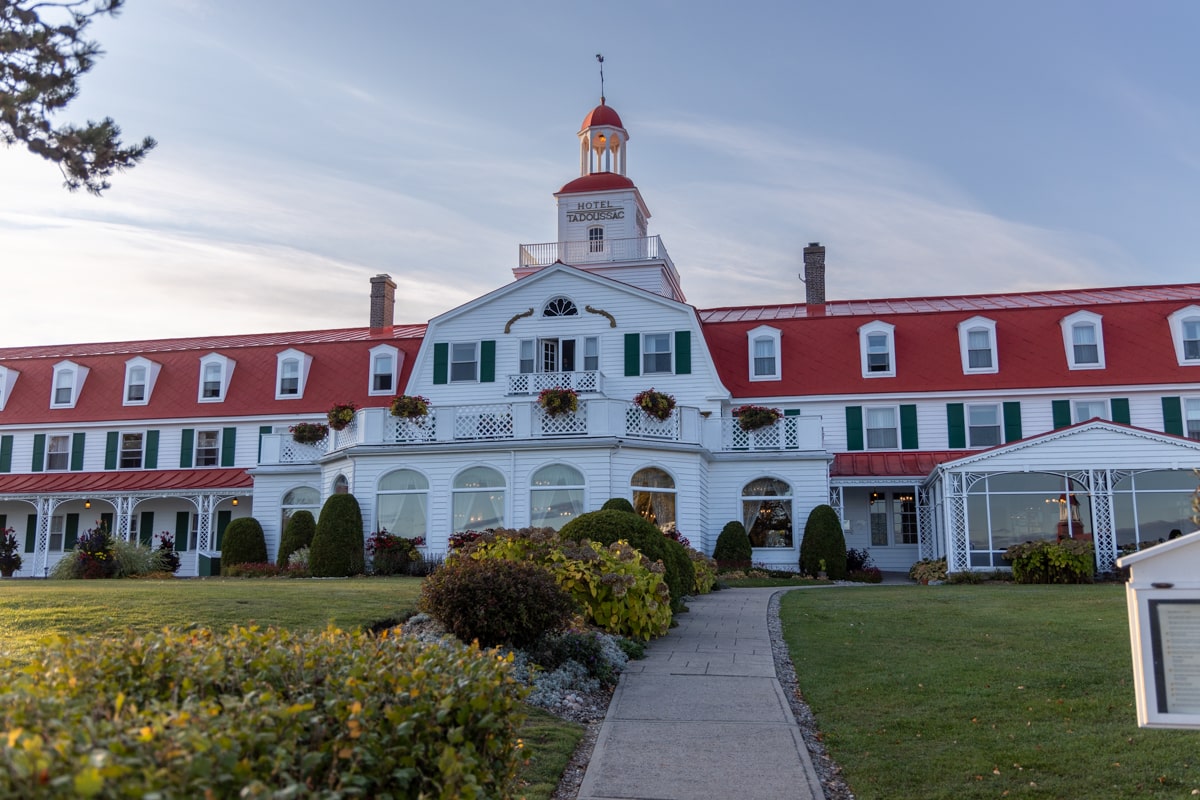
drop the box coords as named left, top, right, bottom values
left=369, top=274, right=396, bottom=331
left=802, top=242, right=826, bottom=306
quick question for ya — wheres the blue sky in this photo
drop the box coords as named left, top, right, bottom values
left=2, top=0, right=1198, bottom=347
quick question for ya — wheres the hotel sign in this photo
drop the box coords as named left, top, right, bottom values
left=566, top=200, right=624, bottom=223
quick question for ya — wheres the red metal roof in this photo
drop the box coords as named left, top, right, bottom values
left=0, top=468, right=252, bottom=495
left=831, top=451, right=960, bottom=478
left=557, top=172, right=636, bottom=195
left=580, top=101, right=625, bottom=131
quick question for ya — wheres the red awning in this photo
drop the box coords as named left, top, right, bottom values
left=831, top=451, right=960, bottom=479
left=0, top=468, right=252, bottom=495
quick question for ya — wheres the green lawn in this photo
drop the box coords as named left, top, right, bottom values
left=0, top=577, right=583, bottom=800
left=781, top=584, right=1200, bottom=799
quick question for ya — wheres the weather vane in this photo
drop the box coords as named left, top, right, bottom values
left=596, top=53, right=605, bottom=103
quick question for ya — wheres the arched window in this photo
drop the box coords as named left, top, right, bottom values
left=631, top=467, right=675, bottom=529
left=332, top=474, right=349, bottom=495
left=543, top=297, right=578, bottom=317
left=376, top=469, right=429, bottom=539
left=453, top=466, right=506, bottom=532
left=742, top=477, right=792, bottom=548
left=530, top=464, right=585, bottom=530
left=280, top=486, right=320, bottom=533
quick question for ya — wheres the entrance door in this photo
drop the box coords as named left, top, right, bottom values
left=540, top=339, right=576, bottom=373
left=868, top=490, right=917, bottom=547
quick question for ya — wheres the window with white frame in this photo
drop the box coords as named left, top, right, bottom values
left=748, top=325, right=781, bottom=381
left=869, top=491, right=918, bottom=546
left=194, top=429, right=220, bottom=467
left=450, top=343, right=478, bottom=382
left=49, top=515, right=64, bottom=551
left=743, top=477, right=793, bottom=548
left=120, top=432, right=144, bottom=469
left=588, top=226, right=604, bottom=253
left=519, top=339, right=535, bottom=374
left=583, top=336, right=599, bottom=371
left=1060, top=311, right=1105, bottom=369
left=122, top=357, right=160, bottom=406
left=865, top=406, right=899, bottom=449
left=958, top=316, right=998, bottom=373
left=452, top=466, right=505, bottom=532
left=368, top=344, right=399, bottom=395
left=1073, top=399, right=1108, bottom=423
left=198, top=353, right=235, bottom=402
left=0, top=365, right=17, bottom=411
left=46, top=435, right=70, bottom=470
left=631, top=467, right=675, bottom=529
left=643, top=333, right=672, bottom=374
left=1167, top=306, right=1200, bottom=366
left=1185, top=398, right=1200, bottom=441
left=530, top=464, right=585, bottom=530
left=275, top=349, right=311, bottom=400
left=50, top=360, right=88, bottom=408
left=376, top=469, right=429, bottom=539
left=543, top=297, right=578, bottom=317
left=280, top=486, right=320, bottom=534
left=858, top=321, right=896, bottom=378
left=967, top=404, right=1002, bottom=447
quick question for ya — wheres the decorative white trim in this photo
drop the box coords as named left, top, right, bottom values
left=50, top=360, right=89, bottom=409
left=0, top=365, right=19, bottom=412
left=858, top=320, right=896, bottom=378
left=1061, top=310, right=1106, bottom=370
left=747, top=325, right=781, bottom=382
left=122, top=356, right=161, bottom=406
left=1167, top=305, right=1200, bottom=367
left=957, top=316, right=998, bottom=374
left=368, top=344, right=400, bottom=396
left=197, top=353, right=235, bottom=403
left=274, top=348, right=313, bottom=400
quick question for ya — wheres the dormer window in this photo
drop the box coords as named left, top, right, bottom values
left=369, top=344, right=400, bottom=395
left=543, top=297, right=578, bottom=317
left=958, top=316, right=998, bottom=374
left=859, top=321, right=896, bottom=378
left=748, top=325, right=781, bottom=381
left=50, top=360, right=89, bottom=409
left=275, top=349, right=312, bottom=400
left=198, top=353, right=235, bottom=403
left=0, top=365, right=18, bottom=412
left=1167, top=305, right=1200, bottom=366
left=1061, top=311, right=1105, bottom=370
left=122, top=357, right=161, bottom=406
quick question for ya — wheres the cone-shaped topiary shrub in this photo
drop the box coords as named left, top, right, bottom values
left=560, top=509, right=689, bottom=609
left=601, top=497, right=636, bottom=514
left=276, top=510, right=316, bottom=567
left=799, top=504, right=847, bottom=579
left=310, top=493, right=366, bottom=577
left=712, top=520, right=752, bottom=569
left=220, top=517, right=268, bottom=574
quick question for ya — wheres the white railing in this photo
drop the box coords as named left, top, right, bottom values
left=508, top=370, right=603, bottom=395
left=455, top=404, right=514, bottom=440
left=388, top=410, right=437, bottom=444
left=519, top=234, right=674, bottom=273
left=539, top=403, right=588, bottom=436
left=721, top=416, right=822, bottom=451
left=625, top=404, right=679, bottom=440
left=279, top=438, right=328, bottom=462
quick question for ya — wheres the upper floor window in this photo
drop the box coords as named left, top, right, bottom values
left=46, top=434, right=71, bottom=471
left=450, top=342, right=478, bottom=382
left=0, top=365, right=18, bottom=412
left=1060, top=311, right=1105, bottom=370
left=198, top=353, right=235, bottom=402
left=1185, top=398, right=1200, bottom=441
left=122, top=357, right=161, bottom=406
left=120, top=432, right=144, bottom=469
left=368, top=344, right=399, bottom=395
left=1073, top=399, right=1108, bottom=423
left=957, top=316, right=998, bottom=374
left=275, top=349, right=312, bottom=400
left=967, top=403, right=1001, bottom=447
left=195, top=429, right=221, bottom=467
left=858, top=321, right=896, bottom=378
left=643, top=333, right=673, bottom=374
left=543, top=297, right=578, bottom=317
left=588, top=226, right=604, bottom=253
left=748, top=325, right=781, bottom=381
left=865, top=406, right=899, bottom=449
left=50, top=360, right=89, bottom=408
left=1167, top=305, right=1200, bottom=366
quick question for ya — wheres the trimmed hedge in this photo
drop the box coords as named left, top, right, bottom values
left=799, top=504, right=847, bottom=579
left=601, top=497, right=636, bottom=514
left=218, top=517, right=267, bottom=574
left=712, top=520, right=752, bottom=568
left=560, top=509, right=690, bottom=609
left=310, top=493, right=366, bottom=577
left=0, top=626, right=526, bottom=798
left=276, top=509, right=316, bottom=567
left=1003, top=539, right=1095, bottom=584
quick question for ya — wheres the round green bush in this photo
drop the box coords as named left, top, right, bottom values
left=712, top=520, right=752, bottom=567
left=219, top=517, right=268, bottom=574
left=276, top=510, right=316, bottom=567
left=420, top=558, right=576, bottom=648
left=601, top=497, right=636, bottom=514
left=799, top=504, right=847, bottom=579
left=560, top=509, right=688, bottom=608
left=310, top=494, right=366, bottom=577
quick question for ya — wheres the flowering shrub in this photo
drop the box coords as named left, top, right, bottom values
left=733, top=404, right=783, bottom=431
left=366, top=529, right=421, bottom=575
left=390, top=394, right=430, bottom=418
left=289, top=422, right=328, bottom=444
left=326, top=401, right=358, bottom=430
left=224, top=561, right=285, bottom=578
left=76, top=523, right=116, bottom=579
left=908, top=557, right=948, bottom=584
left=1003, top=539, right=1094, bottom=584
left=287, top=546, right=310, bottom=571
left=0, top=526, right=21, bottom=574
left=633, top=388, right=676, bottom=421
left=155, top=532, right=181, bottom=574
left=687, top=546, right=718, bottom=594
left=409, top=535, right=426, bottom=547
left=538, top=386, right=578, bottom=417
left=660, top=521, right=691, bottom=548
left=448, top=529, right=486, bottom=550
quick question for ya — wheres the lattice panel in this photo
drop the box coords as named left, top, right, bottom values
left=331, top=421, right=359, bottom=450
left=540, top=403, right=587, bottom=436
left=624, top=405, right=678, bottom=440
left=918, top=486, right=936, bottom=560
left=724, top=419, right=786, bottom=450
left=455, top=405, right=514, bottom=440
left=507, top=371, right=601, bottom=395
left=390, top=412, right=437, bottom=444
left=1090, top=469, right=1118, bottom=573
left=280, top=439, right=327, bottom=463
left=947, top=472, right=971, bottom=572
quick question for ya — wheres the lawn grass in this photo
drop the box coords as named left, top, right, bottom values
left=780, top=584, right=1200, bottom=799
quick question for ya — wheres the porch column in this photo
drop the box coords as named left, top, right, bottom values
left=945, top=471, right=971, bottom=572
left=918, top=486, right=936, bottom=560
left=1088, top=469, right=1119, bottom=573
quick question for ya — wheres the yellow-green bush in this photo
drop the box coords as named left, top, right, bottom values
left=687, top=546, right=717, bottom=594
left=0, top=626, right=526, bottom=798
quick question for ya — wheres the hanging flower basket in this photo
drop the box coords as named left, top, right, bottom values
left=538, top=386, right=579, bottom=417
left=634, top=388, right=676, bottom=421
left=390, top=394, right=430, bottom=419
left=733, top=404, right=783, bottom=432
left=290, top=422, right=329, bottom=444
left=326, top=402, right=358, bottom=431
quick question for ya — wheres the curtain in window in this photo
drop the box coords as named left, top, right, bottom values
left=866, top=407, right=897, bottom=448
left=967, top=329, right=992, bottom=368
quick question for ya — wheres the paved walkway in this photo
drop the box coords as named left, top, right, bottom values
left=577, top=588, right=825, bottom=800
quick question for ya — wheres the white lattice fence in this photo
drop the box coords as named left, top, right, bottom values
left=280, top=438, right=327, bottom=462
left=389, top=411, right=437, bottom=444
left=624, top=405, right=678, bottom=439
left=724, top=419, right=785, bottom=450
left=455, top=405, right=514, bottom=440
left=539, top=403, right=587, bottom=436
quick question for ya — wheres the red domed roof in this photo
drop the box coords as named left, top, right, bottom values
left=580, top=100, right=625, bottom=131
left=557, top=172, right=636, bottom=195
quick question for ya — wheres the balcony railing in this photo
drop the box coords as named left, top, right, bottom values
left=508, top=370, right=603, bottom=395
left=518, top=234, right=675, bottom=273
left=258, top=404, right=823, bottom=465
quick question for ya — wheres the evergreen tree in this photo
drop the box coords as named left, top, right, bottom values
left=310, top=494, right=366, bottom=577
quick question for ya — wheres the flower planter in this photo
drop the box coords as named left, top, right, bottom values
left=538, top=387, right=579, bottom=417
left=733, top=404, right=783, bottom=432
left=634, top=388, right=676, bottom=421
left=326, top=402, right=358, bottom=431
left=290, top=422, right=329, bottom=444
left=391, top=394, right=430, bottom=419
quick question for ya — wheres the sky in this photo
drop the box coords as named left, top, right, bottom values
left=2, top=0, right=1199, bottom=348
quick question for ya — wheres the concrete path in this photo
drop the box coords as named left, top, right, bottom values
left=577, top=588, right=825, bottom=800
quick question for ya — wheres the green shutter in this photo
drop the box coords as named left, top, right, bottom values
left=1051, top=400, right=1072, bottom=429
left=1003, top=402, right=1023, bottom=442
left=946, top=403, right=966, bottom=449
left=432, top=343, right=449, bottom=385
left=175, top=511, right=190, bottom=551
left=845, top=406, right=864, bottom=451
left=139, top=511, right=154, bottom=546
left=221, top=428, right=237, bottom=467
left=216, top=510, right=232, bottom=551
left=1162, top=397, right=1184, bottom=436
left=900, top=404, right=919, bottom=450
left=257, top=425, right=272, bottom=461
left=105, top=431, right=119, bottom=470
left=1110, top=398, right=1131, bottom=425
left=100, top=513, right=114, bottom=534
left=480, top=340, right=496, bottom=383
left=624, top=334, right=640, bottom=377
left=674, top=330, right=692, bottom=375
left=180, top=429, right=195, bottom=468
left=70, top=432, right=85, bottom=471
left=0, top=435, right=12, bottom=473
left=144, top=430, right=159, bottom=469
left=64, top=514, right=79, bottom=551
left=31, top=433, right=45, bottom=472
left=25, top=514, right=36, bottom=552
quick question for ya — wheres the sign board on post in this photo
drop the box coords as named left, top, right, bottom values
left=1116, top=530, right=1200, bottom=729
